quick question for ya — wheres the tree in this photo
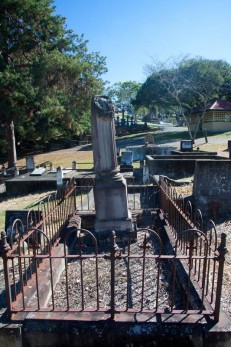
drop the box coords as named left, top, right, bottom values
left=134, top=56, right=231, bottom=141
left=105, top=81, right=141, bottom=111
left=31, top=48, right=106, bottom=142
left=0, top=0, right=106, bottom=167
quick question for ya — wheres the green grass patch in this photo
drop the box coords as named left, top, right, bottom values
left=0, top=211, right=5, bottom=230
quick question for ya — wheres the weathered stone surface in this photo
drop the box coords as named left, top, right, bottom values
left=193, top=160, right=231, bottom=216
left=91, top=95, right=133, bottom=234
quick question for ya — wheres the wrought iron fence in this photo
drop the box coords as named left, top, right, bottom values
left=1, top=227, right=227, bottom=321
left=75, top=174, right=159, bottom=212
left=0, top=175, right=227, bottom=322
left=158, top=175, right=227, bottom=321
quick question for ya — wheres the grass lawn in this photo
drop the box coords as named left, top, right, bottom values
left=0, top=127, right=231, bottom=230
left=15, top=150, right=94, bottom=171
left=2, top=127, right=231, bottom=169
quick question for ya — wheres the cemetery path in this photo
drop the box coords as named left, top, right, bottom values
left=77, top=124, right=229, bottom=154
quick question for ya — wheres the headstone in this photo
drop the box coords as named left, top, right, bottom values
left=49, top=162, right=54, bottom=171
left=120, top=151, right=133, bottom=172
left=72, top=161, right=77, bottom=170
left=121, top=151, right=133, bottom=165
left=30, top=167, right=46, bottom=176
left=26, top=155, right=35, bottom=172
left=180, top=140, right=193, bottom=152
left=56, top=166, right=63, bottom=187
left=144, top=133, right=154, bottom=144
left=91, top=95, right=133, bottom=235
left=14, top=166, right=19, bottom=177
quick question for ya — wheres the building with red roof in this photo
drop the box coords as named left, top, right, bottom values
left=189, top=99, right=231, bottom=132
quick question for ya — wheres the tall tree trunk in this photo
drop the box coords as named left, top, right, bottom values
left=7, top=117, right=17, bottom=168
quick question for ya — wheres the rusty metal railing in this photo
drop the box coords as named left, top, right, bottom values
left=0, top=178, right=77, bottom=314
left=74, top=175, right=159, bottom=212
left=0, top=224, right=227, bottom=321
left=158, top=175, right=227, bottom=321
left=0, top=175, right=227, bottom=322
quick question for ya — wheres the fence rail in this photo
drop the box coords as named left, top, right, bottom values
left=0, top=175, right=227, bottom=322
left=158, top=175, right=227, bottom=321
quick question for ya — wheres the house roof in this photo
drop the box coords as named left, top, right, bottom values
left=189, top=99, right=231, bottom=115
left=207, top=99, right=231, bottom=110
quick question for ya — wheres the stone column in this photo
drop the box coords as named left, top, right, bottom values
left=91, top=96, right=133, bottom=235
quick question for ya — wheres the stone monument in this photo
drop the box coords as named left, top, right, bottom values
left=91, top=95, right=133, bottom=235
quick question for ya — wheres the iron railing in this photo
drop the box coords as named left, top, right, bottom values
left=0, top=176, right=227, bottom=322
left=0, top=225, right=227, bottom=321
left=159, top=175, right=227, bottom=321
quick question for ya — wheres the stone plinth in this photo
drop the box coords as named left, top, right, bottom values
left=93, top=172, right=132, bottom=233
left=91, top=96, right=133, bottom=235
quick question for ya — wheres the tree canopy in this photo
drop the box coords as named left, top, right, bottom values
left=0, top=0, right=107, bottom=166
left=133, top=56, right=231, bottom=139
left=105, top=81, right=141, bottom=112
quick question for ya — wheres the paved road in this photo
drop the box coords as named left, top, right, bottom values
left=115, top=125, right=187, bottom=149
left=48, top=124, right=228, bottom=155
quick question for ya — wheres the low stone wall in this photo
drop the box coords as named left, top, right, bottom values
left=146, top=155, right=195, bottom=179
left=125, top=145, right=177, bottom=161
left=193, top=160, right=231, bottom=217
left=146, top=155, right=226, bottom=180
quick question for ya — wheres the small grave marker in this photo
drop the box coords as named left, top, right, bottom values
left=56, top=166, right=63, bottom=186
left=121, top=151, right=133, bottom=165
left=180, top=140, right=193, bottom=152
left=144, top=133, right=154, bottom=144
left=26, top=155, right=35, bottom=172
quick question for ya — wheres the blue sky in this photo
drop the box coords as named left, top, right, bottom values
left=53, top=0, right=231, bottom=85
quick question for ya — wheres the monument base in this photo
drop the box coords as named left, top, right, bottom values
left=94, top=212, right=133, bottom=234
left=94, top=212, right=136, bottom=242
left=94, top=171, right=130, bottom=221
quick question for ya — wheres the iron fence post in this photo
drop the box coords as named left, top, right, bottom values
left=110, top=231, right=116, bottom=320
left=0, top=231, right=12, bottom=317
left=214, top=232, right=227, bottom=322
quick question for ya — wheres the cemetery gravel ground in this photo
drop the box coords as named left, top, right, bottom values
left=0, top=129, right=231, bottom=314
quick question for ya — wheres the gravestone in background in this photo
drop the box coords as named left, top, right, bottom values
left=26, top=155, right=35, bottom=172
left=121, top=151, right=133, bottom=166
left=144, top=133, right=154, bottom=144
left=180, top=140, right=192, bottom=152
left=120, top=151, right=133, bottom=172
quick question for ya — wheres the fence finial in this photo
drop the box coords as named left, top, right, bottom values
left=0, top=231, right=11, bottom=255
